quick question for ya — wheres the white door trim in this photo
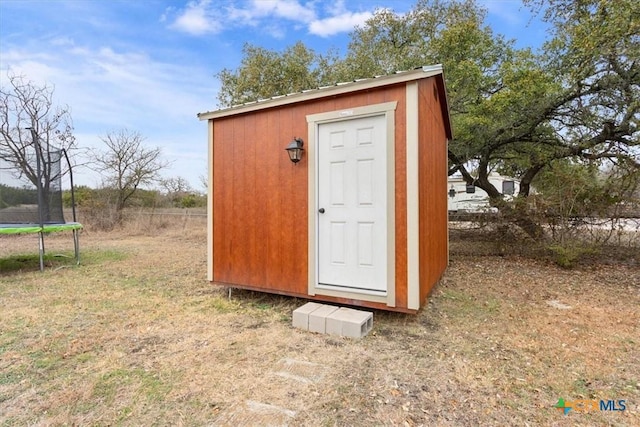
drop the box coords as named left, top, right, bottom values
left=307, top=101, right=397, bottom=306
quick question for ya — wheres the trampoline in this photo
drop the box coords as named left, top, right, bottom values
left=1, top=135, right=82, bottom=271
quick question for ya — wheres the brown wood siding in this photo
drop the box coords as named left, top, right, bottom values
left=212, top=106, right=308, bottom=294
left=393, top=91, right=408, bottom=310
left=418, top=78, right=449, bottom=305
left=211, top=84, right=409, bottom=306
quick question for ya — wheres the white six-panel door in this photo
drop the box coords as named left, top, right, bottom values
left=317, top=114, right=387, bottom=293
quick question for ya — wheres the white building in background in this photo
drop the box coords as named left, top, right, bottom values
left=448, top=172, right=520, bottom=212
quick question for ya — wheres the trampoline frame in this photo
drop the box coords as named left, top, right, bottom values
left=0, top=223, right=82, bottom=270
left=1, top=131, right=82, bottom=271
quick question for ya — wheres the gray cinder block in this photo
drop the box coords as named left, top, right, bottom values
left=308, top=305, right=339, bottom=333
left=292, top=302, right=324, bottom=330
left=326, top=307, right=373, bottom=338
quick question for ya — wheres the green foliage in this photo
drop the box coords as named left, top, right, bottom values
left=532, top=160, right=639, bottom=263
left=127, top=188, right=161, bottom=208
left=215, top=0, right=639, bottom=242
left=547, top=243, right=598, bottom=269
left=0, top=252, right=78, bottom=272
left=0, top=184, right=37, bottom=208
left=533, top=161, right=626, bottom=219
left=351, top=0, right=639, bottom=241
left=178, top=193, right=206, bottom=208
left=157, top=176, right=206, bottom=208
left=61, top=182, right=207, bottom=230
left=93, top=368, right=171, bottom=405
left=62, top=185, right=91, bottom=208
left=216, top=42, right=341, bottom=107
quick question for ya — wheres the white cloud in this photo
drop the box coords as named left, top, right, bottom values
left=169, top=0, right=222, bottom=35
left=309, top=10, right=372, bottom=37
left=260, top=24, right=288, bottom=40
left=50, top=36, right=75, bottom=47
left=168, top=0, right=370, bottom=38
left=1, top=39, right=216, bottom=187
left=224, top=0, right=316, bottom=29
left=248, top=0, right=316, bottom=22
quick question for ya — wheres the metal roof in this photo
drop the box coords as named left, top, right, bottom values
left=197, top=64, right=449, bottom=123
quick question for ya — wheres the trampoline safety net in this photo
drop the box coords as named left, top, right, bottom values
left=1, top=142, right=81, bottom=271
left=0, top=150, right=66, bottom=225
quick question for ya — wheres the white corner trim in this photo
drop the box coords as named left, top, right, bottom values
left=406, top=82, right=420, bottom=310
left=207, top=120, right=214, bottom=282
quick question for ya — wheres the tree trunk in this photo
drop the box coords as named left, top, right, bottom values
left=492, top=198, right=546, bottom=240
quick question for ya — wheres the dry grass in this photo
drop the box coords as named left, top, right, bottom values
left=1, top=217, right=639, bottom=426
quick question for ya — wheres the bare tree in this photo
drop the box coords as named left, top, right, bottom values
left=199, top=173, right=208, bottom=191
left=94, top=129, right=169, bottom=215
left=0, top=73, right=76, bottom=188
left=160, top=176, right=193, bottom=207
left=160, top=176, right=192, bottom=195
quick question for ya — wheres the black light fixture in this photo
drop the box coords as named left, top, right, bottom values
left=285, top=137, right=304, bottom=164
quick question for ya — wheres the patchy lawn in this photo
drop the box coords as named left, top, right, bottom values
left=1, top=222, right=638, bottom=426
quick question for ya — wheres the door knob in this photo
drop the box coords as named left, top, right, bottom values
left=318, top=208, right=325, bottom=214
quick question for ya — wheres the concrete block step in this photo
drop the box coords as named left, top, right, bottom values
left=326, top=307, right=373, bottom=338
left=292, top=302, right=373, bottom=338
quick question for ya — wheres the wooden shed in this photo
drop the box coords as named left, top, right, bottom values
left=198, top=65, right=452, bottom=313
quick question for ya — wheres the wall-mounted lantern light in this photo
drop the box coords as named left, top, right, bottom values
left=285, top=137, right=304, bottom=164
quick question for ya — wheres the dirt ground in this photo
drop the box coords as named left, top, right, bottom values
left=1, top=219, right=638, bottom=426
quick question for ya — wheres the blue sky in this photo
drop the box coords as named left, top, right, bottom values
left=0, top=0, right=550, bottom=190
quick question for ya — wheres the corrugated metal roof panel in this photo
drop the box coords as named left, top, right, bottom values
left=197, top=65, right=445, bottom=120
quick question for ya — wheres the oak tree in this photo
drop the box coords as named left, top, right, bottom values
left=214, top=0, right=639, bottom=239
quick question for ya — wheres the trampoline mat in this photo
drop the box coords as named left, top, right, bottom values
left=0, top=222, right=83, bottom=235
